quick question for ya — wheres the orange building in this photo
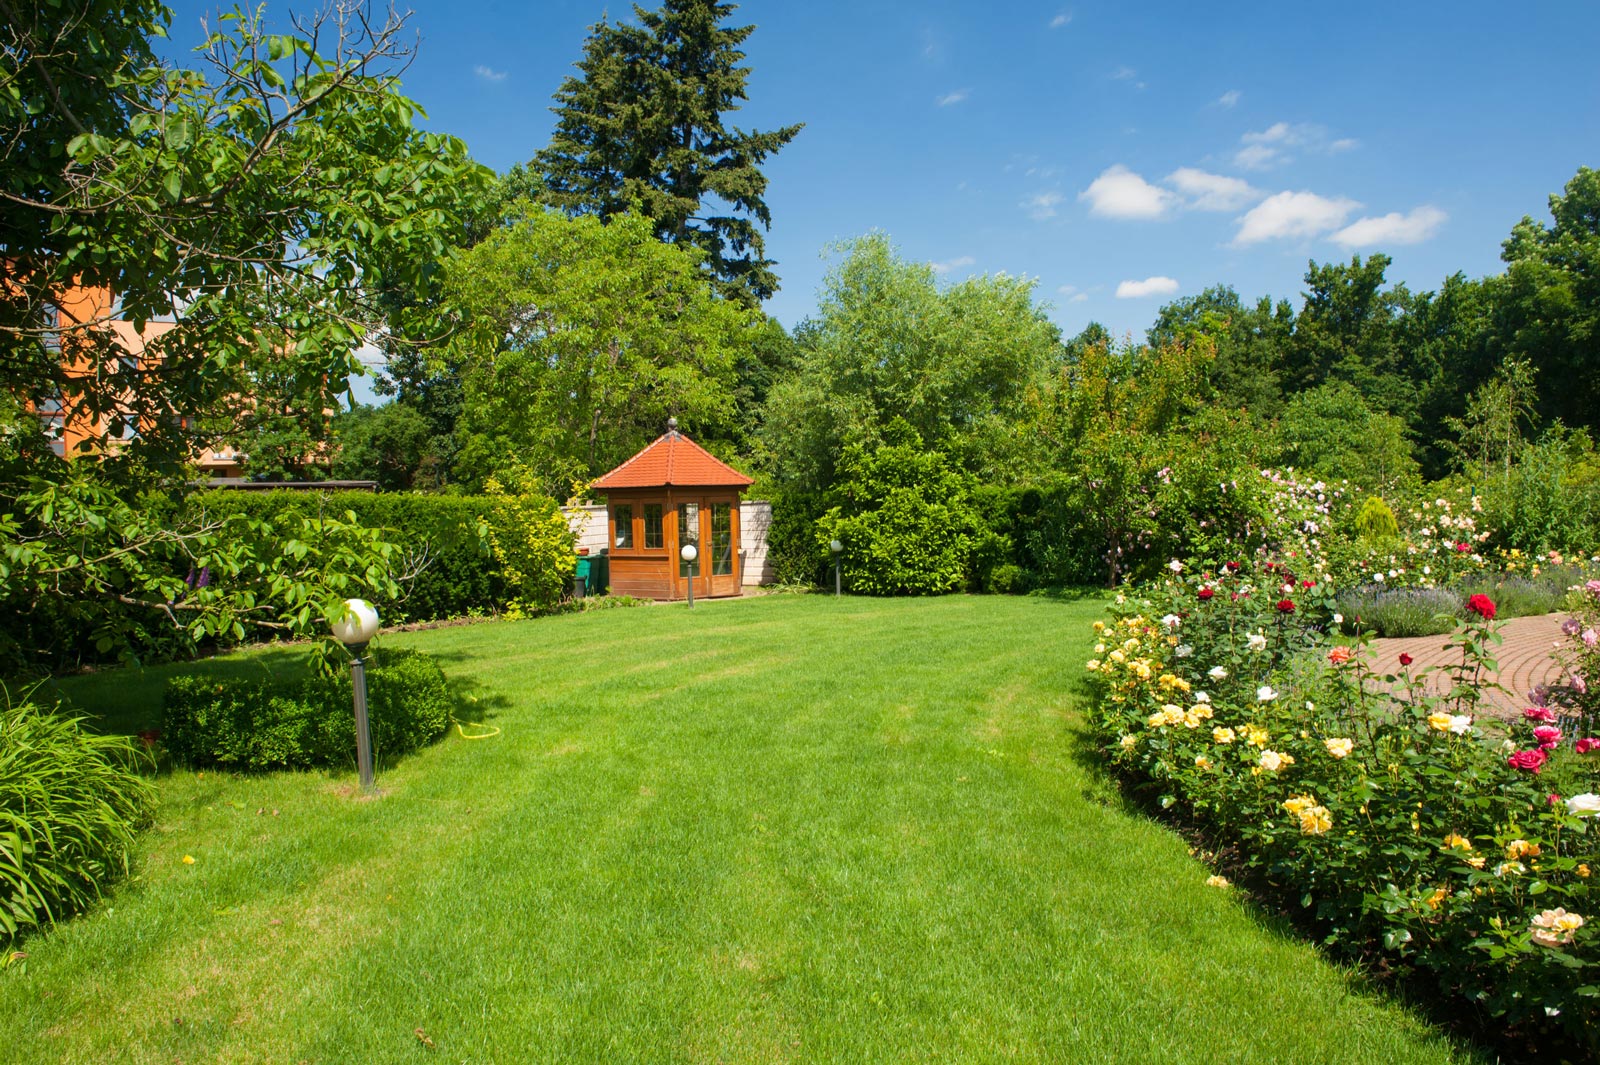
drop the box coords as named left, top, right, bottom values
left=594, top=421, right=754, bottom=601
left=35, top=283, right=249, bottom=476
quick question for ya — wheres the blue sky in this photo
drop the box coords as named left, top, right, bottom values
left=162, top=0, right=1599, bottom=348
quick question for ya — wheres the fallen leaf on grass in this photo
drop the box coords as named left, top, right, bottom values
left=415, top=1027, right=435, bottom=1048
left=182, top=855, right=196, bottom=865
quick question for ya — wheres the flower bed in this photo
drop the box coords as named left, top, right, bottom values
left=1085, top=560, right=1600, bottom=1050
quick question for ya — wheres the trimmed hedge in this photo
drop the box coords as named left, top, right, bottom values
left=1, top=694, right=154, bottom=942
left=186, top=490, right=505, bottom=623
left=163, top=648, right=452, bottom=771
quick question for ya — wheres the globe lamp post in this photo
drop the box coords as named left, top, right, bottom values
left=829, top=539, right=843, bottom=597
left=680, top=542, right=699, bottom=609
left=331, top=598, right=380, bottom=792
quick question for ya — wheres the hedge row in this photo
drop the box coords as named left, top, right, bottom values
left=186, top=490, right=507, bottom=623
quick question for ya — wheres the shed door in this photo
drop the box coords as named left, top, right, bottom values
left=675, top=499, right=740, bottom=599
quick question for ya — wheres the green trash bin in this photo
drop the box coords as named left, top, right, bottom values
left=589, top=552, right=609, bottom=596
left=574, top=556, right=591, bottom=599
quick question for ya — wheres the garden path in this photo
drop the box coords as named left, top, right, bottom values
left=1368, top=612, right=1568, bottom=718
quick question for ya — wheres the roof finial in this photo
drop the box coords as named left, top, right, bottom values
left=667, top=416, right=678, bottom=433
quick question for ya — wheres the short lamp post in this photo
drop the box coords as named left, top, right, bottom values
left=681, top=542, right=699, bottom=609
left=829, top=539, right=843, bottom=597
left=331, top=598, right=381, bottom=792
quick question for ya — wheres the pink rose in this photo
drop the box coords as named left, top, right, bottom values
left=1524, top=707, right=1558, bottom=723
left=1576, top=738, right=1600, bottom=755
left=1585, top=629, right=1598, bottom=649
left=1508, top=748, right=1549, bottom=773
left=1534, top=725, right=1564, bottom=749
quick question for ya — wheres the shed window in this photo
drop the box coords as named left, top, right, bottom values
left=678, top=503, right=699, bottom=577
left=643, top=503, right=663, bottom=549
left=711, top=503, right=733, bottom=575
left=613, top=505, right=633, bottom=549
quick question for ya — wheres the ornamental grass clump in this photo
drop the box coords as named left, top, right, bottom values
left=1087, top=564, right=1600, bottom=1054
left=0, top=691, right=153, bottom=943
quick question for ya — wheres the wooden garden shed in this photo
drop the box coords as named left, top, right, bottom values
left=593, top=420, right=754, bottom=601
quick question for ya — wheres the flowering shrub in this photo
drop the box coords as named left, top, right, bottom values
left=1086, top=566, right=1600, bottom=1048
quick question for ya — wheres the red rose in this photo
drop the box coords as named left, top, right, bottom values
left=1577, top=737, right=1600, bottom=754
left=1197, top=587, right=1214, bottom=601
left=1466, top=593, right=1496, bottom=620
left=1276, top=599, right=1295, bottom=613
left=1301, top=579, right=1315, bottom=588
left=1507, top=748, right=1548, bottom=773
left=1224, top=561, right=1241, bottom=572
left=1455, top=542, right=1471, bottom=553
left=1399, top=653, right=1414, bottom=666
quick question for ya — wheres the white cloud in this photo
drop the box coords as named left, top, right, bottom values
left=1165, top=167, right=1262, bottom=212
left=1058, top=284, right=1090, bottom=304
left=1330, top=205, right=1447, bottom=247
left=1216, top=89, right=1241, bottom=108
left=1068, top=292, right=1089, bottom=303
left=1023, top=192, right=1063, bottom=220
left=474, top=65, right=508, bottom=83
left=1232, top=143, right=1280, bottom=170
left=1116, top=276, right=1180, bottom=299
left=1050, top=12, right=1072, bottom=28
left=1233, top=190, right=1361, bottom=245
left=1111, top=65, right=1137, bottom=80
left=1233, top=122, right=1355, bottom=170
left=936, top=89, right=969, bottom=107
left=1079, top=165, right=1177, bottom=220
left=931, top=255, right=976, bottom=275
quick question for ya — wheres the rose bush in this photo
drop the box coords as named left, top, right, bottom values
left=1086, top=563, right=1600, bottom=1050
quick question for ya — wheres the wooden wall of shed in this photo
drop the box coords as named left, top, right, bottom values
left=561, top=500, right=774, bottom=587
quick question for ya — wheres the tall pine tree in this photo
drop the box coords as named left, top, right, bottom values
left=534, top=0, right=801, bottom=307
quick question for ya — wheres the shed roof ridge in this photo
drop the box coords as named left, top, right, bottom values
left=593, top=427, right=753, bottom=489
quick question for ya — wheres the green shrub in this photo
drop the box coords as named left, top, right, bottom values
left=187, top=490, right=506, bottom=623
left=818, top=425, right=988, bottom=596
left=1, top=692, right=154, bottom=942
left=1352, top=495, right=1399, bottom=542
left=481, top=470, right=576, bottom=617
left=163, top=649, right=452, bottom=771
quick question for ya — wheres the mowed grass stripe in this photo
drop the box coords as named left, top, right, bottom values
left=5, top=595, right=1478, bottom=1063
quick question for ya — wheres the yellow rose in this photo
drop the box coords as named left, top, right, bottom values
left=1442, top=833, right=1472, bottom=852
left=1297, top=806, right=1332, bottom=835
left=1427, top=713, right=1455, bottom=732
left=1506, top=839, right=1541, bottom=861
left=1324, top=737, right=1354, bottom=759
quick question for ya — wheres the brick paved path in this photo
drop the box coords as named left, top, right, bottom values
left=1368, top=613, right=1569, bottom=718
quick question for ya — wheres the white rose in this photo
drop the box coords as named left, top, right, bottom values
left=1208, top=666, right=1228, bottom=680
left=1247, top=633, right=1268, bottom=653
left=1257, top=685, right=1278, bottom=702
left=1168, top=559, right=1184, bottom=573
left=1566, top=793, right=1600, bottom=817
left=1175, top=644, right=1193, bottom=658
left=1332, top=613, right=1344, bottom=625
left=1162, top=614, right=1182, bottom=630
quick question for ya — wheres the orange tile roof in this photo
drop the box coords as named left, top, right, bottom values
left=594, top=429, right=754, bottom=490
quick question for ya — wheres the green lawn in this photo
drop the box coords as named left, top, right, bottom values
left=4, top=595, right=1480, bottom=1063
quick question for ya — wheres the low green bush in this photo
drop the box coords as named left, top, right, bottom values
left=1, top=692, right=154, bottom=942
left=163, top=649, right=452, bottom=771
